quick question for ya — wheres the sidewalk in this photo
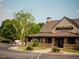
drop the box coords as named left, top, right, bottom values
left=31, top=48, right=79, bottom=55
left=32, top=48, right=51, bottom=53
left=9, top=46, right=26, bottom=52
left=9, top=46, right=79, bottom=55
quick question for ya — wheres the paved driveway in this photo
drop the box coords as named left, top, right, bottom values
left=0, top=43, right=79, bottom=59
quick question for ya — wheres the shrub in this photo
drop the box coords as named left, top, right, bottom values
left=26, top=39, right=39, bottom=51
left=26, top=45, right=33, bottom=50
left=52, top=47, right=60, bottom=52
left=31, top=39, right=39, bottom=47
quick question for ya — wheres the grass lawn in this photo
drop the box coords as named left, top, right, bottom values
left=61, top=48, right=79, bottom=54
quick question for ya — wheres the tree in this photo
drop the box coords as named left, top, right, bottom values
left=28, top=23, right=41, bottom=34
left=14, top=10, right=35, bottom=41
left=0, top=19, right=19, bottom=42
left=0, top=10, right=44, bottom=43
left=38, top=23, right=44, bottom=28
left=28, top=22, right=44, bottom=35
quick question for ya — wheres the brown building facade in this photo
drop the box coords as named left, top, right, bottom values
left=26, top=17, right=79, bottom=49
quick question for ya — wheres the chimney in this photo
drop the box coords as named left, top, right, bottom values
left=46, top=17, right=52, bottom=23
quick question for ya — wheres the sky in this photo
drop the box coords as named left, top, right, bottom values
left=0, top=0, right=79, bottom=24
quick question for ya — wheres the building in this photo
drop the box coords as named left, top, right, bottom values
left=26, top=17, right=79, bottom=49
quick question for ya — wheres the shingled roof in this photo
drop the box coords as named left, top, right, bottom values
left=73, top=19, right=79, bottom=26
left=27, top=32, right=79, bottom=37
left=40, top=17, right=79, bottom=33
left=27, top=17, right=79, bottom=37
left=40, top=20, right=59, bottom=32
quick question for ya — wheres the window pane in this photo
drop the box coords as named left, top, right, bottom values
left=67, top=38, right=76, bottom=44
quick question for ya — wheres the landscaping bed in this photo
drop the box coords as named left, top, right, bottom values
left=18, top=45, right=47, bottom=51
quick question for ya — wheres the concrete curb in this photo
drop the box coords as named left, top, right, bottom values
left=8, top=46, right=79, bottom=55
left=9, top=46, right=26, bottom=52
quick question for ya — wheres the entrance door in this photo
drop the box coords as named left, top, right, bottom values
left=55, top=38, right=64, bottom=48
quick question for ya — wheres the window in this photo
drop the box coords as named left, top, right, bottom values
left=67, top=38, right=76, bottom=44
left=46, top=37, right=52, bottom=43
left=56, top=26, right=73, bottom=30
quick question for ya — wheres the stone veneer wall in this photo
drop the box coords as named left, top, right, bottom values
left=64, top=38, right=79, bottom=49
left=40, top=38, right=53, bottom=48
left=64, top=44, right=79, bottom=49
left=26, top=37, right=79, bottom=49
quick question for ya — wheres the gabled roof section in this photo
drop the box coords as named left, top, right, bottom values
left=73, top=19, right=79, bottom=26
left=64, top=17, right=79, bottom=28
left=27, top=17, right=79, bottom=37
left=52, top=16, right=79, bottom=29
left=40, top=20, right=59, bottom=32
left=40, top=16, right=79, bottom=33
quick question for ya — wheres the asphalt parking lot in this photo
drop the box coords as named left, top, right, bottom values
left=0, top=43, right=79, bottom=59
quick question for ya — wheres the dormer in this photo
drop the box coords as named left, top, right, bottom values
left=52, top=17, right=79, bottom=33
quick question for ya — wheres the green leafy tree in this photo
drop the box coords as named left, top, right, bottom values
left=28, top=22, right=44, bottom=35
left=28, top=23, right=41, bottom=34
left=0, top=10, right=44, bottom=43
left=38, top=23, right=44, bottom=28
left=0, top=19, right=19, bottom=42
left=14, top=10, right=35, bottom=41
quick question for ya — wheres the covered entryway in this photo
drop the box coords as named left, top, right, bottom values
left=55, top=38, right=64, bottom=48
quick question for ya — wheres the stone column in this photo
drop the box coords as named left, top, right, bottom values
left=64, top=38, right=67, bottom=44
left=52, top=38, right=55, bottom=48
left=43, top=38, right=46, bottom=43
left=25, top=38, right=28, bottom=45
left=64, top=38, right=67, bottom=48
left=39, top=38, right=43, bottom=47
left=76, top=38, right=79, bottom=44
left=76, top=38, right=79, bottom=49
left=40, top=38, right=46, bottom=47
left=42, top=38, right=46, bottom=47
